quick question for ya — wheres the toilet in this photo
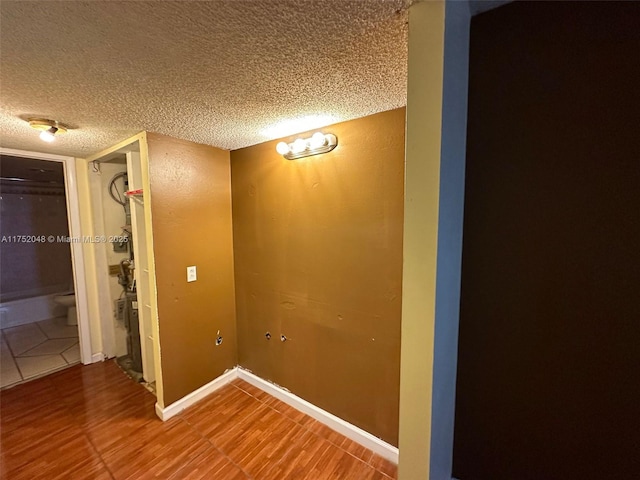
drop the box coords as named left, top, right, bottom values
left=53, top=292, right=77, bottom=326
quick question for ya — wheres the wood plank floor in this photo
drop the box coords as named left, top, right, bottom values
left=0, top=361, right=398, bottom=479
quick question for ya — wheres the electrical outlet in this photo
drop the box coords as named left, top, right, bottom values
left=187, top=265, right=197, bottom=282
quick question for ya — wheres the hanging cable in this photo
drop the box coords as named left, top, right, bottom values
left=108, top=172, right=127, bottom=208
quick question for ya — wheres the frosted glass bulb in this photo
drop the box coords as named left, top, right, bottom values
left=40, top=128, right=56, bottom=142
left=292, top=138, right=307, bottom=154
left=276, top=141, right=290, bottom=155
left=309, top=132, right=326, bottom=149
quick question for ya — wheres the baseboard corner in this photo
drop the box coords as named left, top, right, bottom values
left=155, top=367, right=239, bottom=422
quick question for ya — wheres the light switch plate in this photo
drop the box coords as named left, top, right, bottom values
left=187, top=265, right=197, bottom=282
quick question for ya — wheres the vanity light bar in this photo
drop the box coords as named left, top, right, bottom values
left=276, top=132, right=338, bottom=160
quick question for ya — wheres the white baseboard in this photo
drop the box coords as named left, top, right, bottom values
left=153, top=366, right=399, bottom=465
left=155, top=368, right=238, bottom=421
left=90, top=352, right=105, bottom=363
left=237, top=368, right=399, bottom=464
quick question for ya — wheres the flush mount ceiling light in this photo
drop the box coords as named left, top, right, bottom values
left=276, top=132, right=338, bottom=160
left=28, top=118, right=69, bottom=143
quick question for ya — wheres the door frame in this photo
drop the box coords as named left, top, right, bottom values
left=0, top=147, right=93, bottom=364
left=85, top=133, right=163, bottom=397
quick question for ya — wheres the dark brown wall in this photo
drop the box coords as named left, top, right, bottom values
left=147, top=133, right=237, bottom=405
left=230, top=108, right=405, bottom=445
left=454, top=2, right=640, bottom=479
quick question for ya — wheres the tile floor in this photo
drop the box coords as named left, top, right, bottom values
left=0, top=317, right=80, bottom=389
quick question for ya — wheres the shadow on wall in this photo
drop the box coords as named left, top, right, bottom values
left=454, top=2, right=640, bottom=479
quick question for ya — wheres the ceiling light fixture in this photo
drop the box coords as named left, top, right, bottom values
left=40, top=127, right=58, bottom=143
left=28, top=118, right=69, bottom=142
left=276, top=132, right=338, bottom=160
left=261, top=115, right=338, bottom=139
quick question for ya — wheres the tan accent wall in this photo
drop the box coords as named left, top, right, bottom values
left=230, top=108, right=405, bottom=445
left=147, top=133, right=237, bottom=405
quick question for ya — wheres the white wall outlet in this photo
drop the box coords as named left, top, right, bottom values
left=187, top=265, right=197, bottom=282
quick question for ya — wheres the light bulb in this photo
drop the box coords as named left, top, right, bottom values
left=276, top=141, right=290, bottom=155
left=309, top=132, right=326, bottom=149
left=291, top=138, right=307, bottom=154
left=39, top=127, right=57, bottom=142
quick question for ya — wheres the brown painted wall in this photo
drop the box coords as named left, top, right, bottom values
left=147, top=133, right=237, bottom=405
left=453, top=2, right=640, bottom=479
left=230, top=108, right=405, bottom=445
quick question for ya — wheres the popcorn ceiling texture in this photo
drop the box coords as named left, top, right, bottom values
left=0, top=0, right=408, bottom=157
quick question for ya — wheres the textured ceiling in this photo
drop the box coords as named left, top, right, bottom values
left=0, top=0, right=409, bottom=157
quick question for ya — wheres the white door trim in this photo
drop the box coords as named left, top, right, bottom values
left=0, top=147, right=94, bottom=364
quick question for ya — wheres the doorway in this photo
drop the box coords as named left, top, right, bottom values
left=87, top=137, right=159, bottom=393
left=0, top=150, right=92, bottom=388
